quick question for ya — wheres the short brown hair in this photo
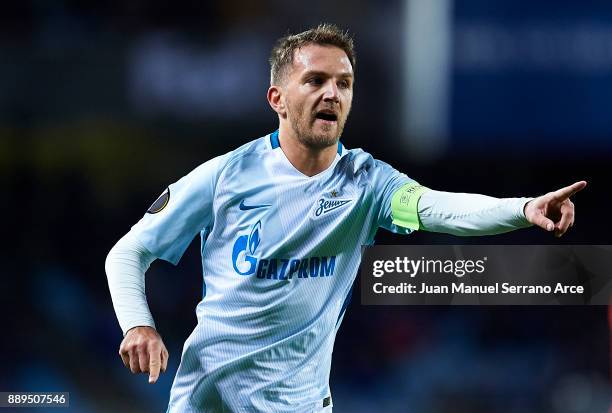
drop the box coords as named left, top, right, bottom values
left=269, top=23, right=356, bottom=85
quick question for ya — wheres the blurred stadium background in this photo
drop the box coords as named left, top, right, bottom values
left=1, top=1, right=610, bottom=412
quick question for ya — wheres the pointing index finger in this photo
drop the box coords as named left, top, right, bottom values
left=149, top=348, right=161, bottom=384
left=552, top=181, right=587, bottom=201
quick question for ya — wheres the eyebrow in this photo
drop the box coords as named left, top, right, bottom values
left=301, top=70, right=354, bottom=79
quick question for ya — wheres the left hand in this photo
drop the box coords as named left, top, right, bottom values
left=524, top=181, right=587, bottom=237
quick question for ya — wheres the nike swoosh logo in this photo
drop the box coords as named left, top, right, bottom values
left=239, top=200, right=272, bottom=210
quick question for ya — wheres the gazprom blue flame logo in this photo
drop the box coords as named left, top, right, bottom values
left=248, top=221, right=261, bottom=254
left=232, top=221, right=262, bottom=276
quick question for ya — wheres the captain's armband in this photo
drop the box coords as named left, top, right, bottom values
left=390, top=183, right=430, bottom=230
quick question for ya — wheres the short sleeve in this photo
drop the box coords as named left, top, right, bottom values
left=369, top=159, right=416, bottom=234
left=129, top=153, right=228, bottom=265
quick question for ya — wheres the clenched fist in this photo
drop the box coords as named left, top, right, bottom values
left=119, top=326, right=169, bottom=383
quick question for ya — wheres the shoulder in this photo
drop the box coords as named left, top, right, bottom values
left=185, top=134, right=271, bottom=182
left=338, top=147, right=394, bottom=177
left=222, top=134, right=272, bottom=170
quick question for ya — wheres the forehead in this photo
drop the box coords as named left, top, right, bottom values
left=290, top=43, right=353, bottom=77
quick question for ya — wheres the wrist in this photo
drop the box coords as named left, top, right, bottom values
left=124, top=324, right=157, bottom=337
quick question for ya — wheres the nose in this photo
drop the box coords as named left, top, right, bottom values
left=322, top=79, right=339, bottom=103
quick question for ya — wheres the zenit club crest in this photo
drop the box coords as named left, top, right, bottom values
left=314, top=198, right=352, bottom=217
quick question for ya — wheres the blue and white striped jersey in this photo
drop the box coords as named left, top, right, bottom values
left=130, top=130, right=415, bottom=412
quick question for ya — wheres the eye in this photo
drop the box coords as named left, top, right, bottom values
left=306, top=76, right=323, bottom=86
left=338, top=80, right=351, bottom=89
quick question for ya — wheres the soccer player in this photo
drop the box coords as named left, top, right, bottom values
left=105, top=24, right=585, bottom=412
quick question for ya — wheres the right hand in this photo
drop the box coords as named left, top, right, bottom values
left=119, top=326, right=169, bottom=383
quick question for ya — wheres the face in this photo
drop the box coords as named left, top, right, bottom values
left=280, top=44, right=354, bottom=149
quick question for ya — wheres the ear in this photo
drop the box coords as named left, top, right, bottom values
left=267, top=85, right=286, bottom=118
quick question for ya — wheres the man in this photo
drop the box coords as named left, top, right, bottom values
left=105, top=23, right=585, bottom=412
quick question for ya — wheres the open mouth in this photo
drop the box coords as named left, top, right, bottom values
left=315, top=111, right=338, bottom=122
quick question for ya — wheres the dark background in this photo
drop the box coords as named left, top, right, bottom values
left=1, top=1, right=610, bottom=412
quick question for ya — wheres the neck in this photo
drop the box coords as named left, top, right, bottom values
left=277, top=124, right=338, bottom=177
